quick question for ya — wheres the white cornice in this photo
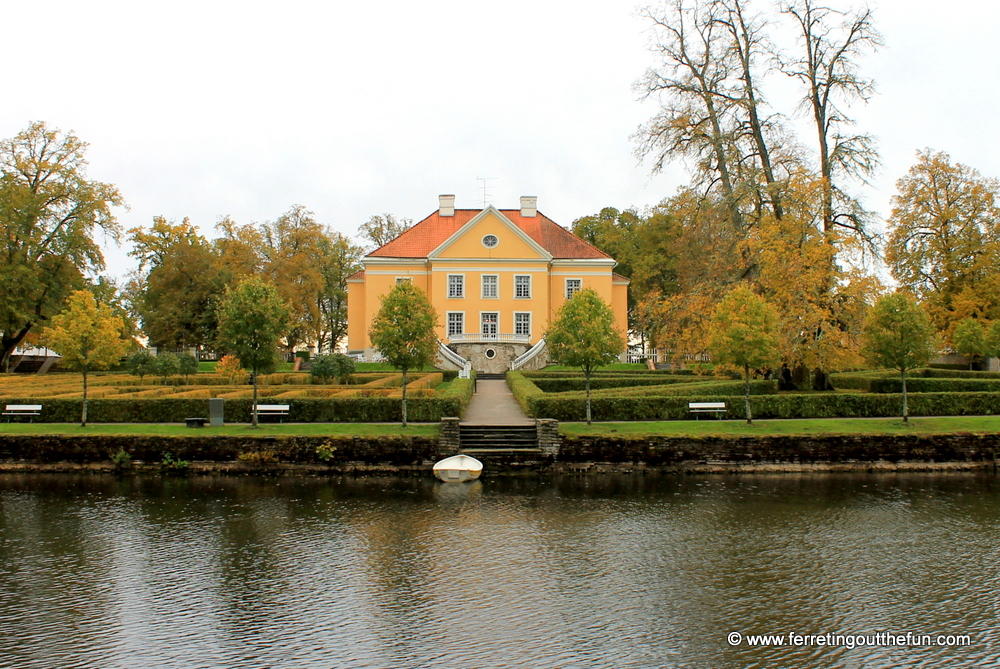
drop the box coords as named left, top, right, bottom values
left=428, top=206, right=553, bottom=260
left=362, top=257, right=429, bottom=266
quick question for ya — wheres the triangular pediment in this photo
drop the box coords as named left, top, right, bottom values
left=428, top=206, right=553, bottom=260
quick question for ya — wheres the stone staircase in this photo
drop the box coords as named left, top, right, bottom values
left=459, top=424, right=540, bottom=455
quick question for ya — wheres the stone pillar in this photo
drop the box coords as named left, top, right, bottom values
left=536, top=418, right=561, bottom=457
left=440, top=417, right=461, bottom=455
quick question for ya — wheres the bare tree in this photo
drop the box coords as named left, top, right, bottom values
left=779, top=0, right=882, bottom=244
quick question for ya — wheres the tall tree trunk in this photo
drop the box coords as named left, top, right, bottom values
left=81, top=369, right=89, bottom=427
left=252, top=372, right=259, bottom=427
left=744, top=363, right=752, bottom=425
left=901, top=368, right=908, bottom=423
left=401, top=368, right=408, bottom=428
left=585, top=368, right=593, bottom=425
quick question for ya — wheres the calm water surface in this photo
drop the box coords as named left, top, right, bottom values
left=0, top=472, right=997, bottom=668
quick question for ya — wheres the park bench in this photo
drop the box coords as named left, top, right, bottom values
left=185, top=417, right=208, bottom=428
left=688, top=402, right=726, bottom=419
left=254, top=404, right=290, bottom=422
left=3, top=404, right=42, bottom=422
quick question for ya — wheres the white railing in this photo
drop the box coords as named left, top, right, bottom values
left=511, top=338, right=546, bottom=371
left=448, top=333, right=531, bottom=344
left=438, top=339, right=470, bottom=366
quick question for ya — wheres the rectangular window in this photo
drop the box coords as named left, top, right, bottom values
left=514, top=312, right=531, bottom=337
left=565, top=278, right=582, bottom=299
left=395, top=277, right=412, bottom=285
left=448, top=274, right=464, bottom=298
left=481, top=312, right=499, bottom=337
left=447, top=312, right=464, bottom=336
left=514, top=275, right=531, bottom=299
left=481, top=274, right=498, bottom=299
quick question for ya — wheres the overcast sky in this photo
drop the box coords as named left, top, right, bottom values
left=5, top=0, right=998, bottom=278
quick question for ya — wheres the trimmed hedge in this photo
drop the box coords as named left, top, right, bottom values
left=869, top=378, right=1000, bottom=394
left=526, top=391, right=1000, bottom=421
left=529, top=376, right=696, bottom=392
left=3, top=389, right=474, bottom=423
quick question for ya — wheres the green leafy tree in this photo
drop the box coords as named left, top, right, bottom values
left=41, top=291, right=127, bottom=426
left=310, top=353, right=356, bottom=384
left=217, top=278, right=290, bottom=426
left=177, top=353, right=200, bottom=383
left=368, top=282, right=438, bottom=427
left=985, top=321, right=1000, bottom=362
left=0, top=122, right=124, bottom=369
left=126, top=350, right=155, bottom=383
left=359, top=213, right=412, bottom=250
left=952, top=318, right=986, bottom=370
left=150, top=352, right=180, bottom=384
left=861, top=292, right=936, bottom=422
left=707, top=284, right=781, bottom=424
left=546, top=288, right=626, bottom=425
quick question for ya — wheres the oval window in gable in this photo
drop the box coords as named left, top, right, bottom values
left=482, top=234, right=499, bottom=249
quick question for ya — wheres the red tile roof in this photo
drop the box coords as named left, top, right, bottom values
left=612, top=272, right=631, bottom=283
left=347, top=270, right=365, bottom=280
left=367, top=209, right=612, bottom=260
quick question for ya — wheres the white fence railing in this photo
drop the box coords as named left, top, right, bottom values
left=511, top=338, right=546, bottom=371
left=448, top=333, right=531, bottom=344
left=438, top=339, right=472, bottom=379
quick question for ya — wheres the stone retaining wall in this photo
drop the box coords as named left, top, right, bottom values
left=0, top=432, right=997, bottom=475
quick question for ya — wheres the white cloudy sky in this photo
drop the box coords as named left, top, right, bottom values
left=5, top=0, right=998, bottom=278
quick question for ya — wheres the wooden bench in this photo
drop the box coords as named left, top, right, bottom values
left=185, top=417, right=208, bottom=428
left=254, top=404, right=290, bottom=422
left=3, top=404, right=42, bottom=422
left=689, top=402, right=726, bottom=419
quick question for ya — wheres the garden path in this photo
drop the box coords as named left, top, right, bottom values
left=462, top=379, right=533, bottom=425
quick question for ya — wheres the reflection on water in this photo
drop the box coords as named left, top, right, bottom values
left=0, top=473, right=996, bottom=668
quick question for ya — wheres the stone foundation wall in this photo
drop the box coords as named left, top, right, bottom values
left=454, top=343, right=529, bottom=374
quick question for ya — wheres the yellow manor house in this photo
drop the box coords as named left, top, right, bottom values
left=347, top=195, right=629, bottom=373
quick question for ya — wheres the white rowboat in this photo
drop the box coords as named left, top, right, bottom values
left=433, top=454, right=483, bottom=483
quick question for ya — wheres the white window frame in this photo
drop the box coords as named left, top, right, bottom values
left=565, top=278, right=582, bottom=299
left=481, top=274, right=499, bottom=299
left=480, top=311, right=499, bottom=336
left=514, top=274, right=531, bottom=299
left=514, top=311, right=531, bottom=337
left=447, top=274, right=465, bottom=299
left=446, top=311, right=464, bottom=337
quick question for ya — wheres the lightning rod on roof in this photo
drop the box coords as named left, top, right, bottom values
left=476, top=177, right=497, bottom=209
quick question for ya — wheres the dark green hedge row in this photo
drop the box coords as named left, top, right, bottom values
left=576, top=379, right=777, bottom=398
left=2, top=395, right=469, bottom=423
left=523, top=369, right=696, bottom=378
left=914, top=368, right=1000, bottom=379
left=530, top=376, right=696, bottom=392
left=526, top=391, right=1000, bottom=421
left=869, top=378, right=1000, bottom=393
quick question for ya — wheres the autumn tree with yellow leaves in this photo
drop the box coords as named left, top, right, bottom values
left=42, top=291, right=128, bottom=426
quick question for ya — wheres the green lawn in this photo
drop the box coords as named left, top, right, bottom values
left=0, top=423, right=439, bottom=438
left=540, top=363, right=650, bottom=372
left=561, top=415, right=1000, bottom=438
left=354, top=363, right=442, bottom=372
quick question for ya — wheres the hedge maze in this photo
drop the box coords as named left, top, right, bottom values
left=509, top=368, right=1000, bottom=421
left=0, top=371, right=473, bottom=423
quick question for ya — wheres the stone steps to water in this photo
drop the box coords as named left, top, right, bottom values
left=459, top=425, right=537, bottom=449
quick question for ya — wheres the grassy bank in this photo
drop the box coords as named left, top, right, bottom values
left=560, top=416, right=1000, bottom=438
left=0, top=423, right=439, bottom=438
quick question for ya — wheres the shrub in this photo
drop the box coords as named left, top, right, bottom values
left=150, top=353, right=180, bottom=384
left=126, top=351, right=155, bottom=383
left=177, top=354, right=200, bottom=383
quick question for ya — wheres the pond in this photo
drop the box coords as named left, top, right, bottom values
left=0, top=472, right=996, bottom=668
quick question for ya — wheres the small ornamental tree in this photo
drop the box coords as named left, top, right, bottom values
left=126, top=349, right=155, bottom=383
left=310, top=353, right=356, bottom=384
left=41, top=290, right=127, bottom=426
left=545, top=288, right=626, bottom=425
left=707, top=284, right=781, bottom=425
left=985, top=321, right=1000, bottom=362
left=368, top=282, right=438, bottom=427
left=952, top=317, right=986, bottom=370
left=216, top=354, right=245, bottom=385
left=177, top=353, right=200, bottom=383
left=217, top=278, right=290, bottom=427
left=150, top=352, right=180, bottom=384
left=861, top=292, right=936, bottom=422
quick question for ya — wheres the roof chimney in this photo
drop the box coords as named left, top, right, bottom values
left=439, top=194, right=455, bottom=217
left=520, top=195, right=537, bottom=217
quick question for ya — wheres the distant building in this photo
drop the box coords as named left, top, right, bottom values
left=347, top=195, right=629, bottom=373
